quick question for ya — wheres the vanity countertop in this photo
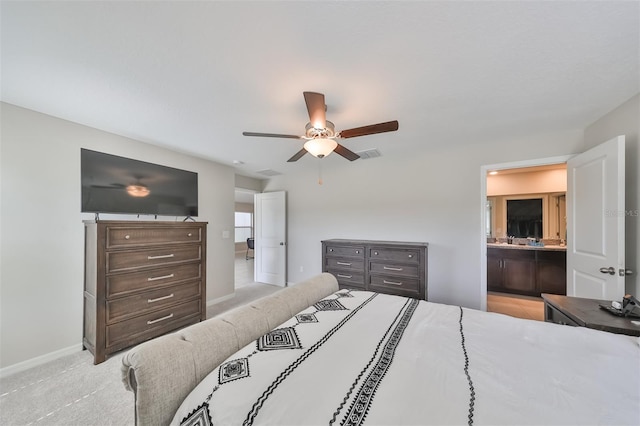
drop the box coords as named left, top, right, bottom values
left=487, top=242, right=567, bottom=252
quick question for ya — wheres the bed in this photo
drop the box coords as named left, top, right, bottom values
left=121, top=273, right=639, bottom=425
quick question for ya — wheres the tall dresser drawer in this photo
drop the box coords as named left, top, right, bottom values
left=106, top=299, right=201, bottom=348
left=106, top=280, right=201, bottom=324
left=106, top=225, right=203, bottom=248
left=106, top=245, right=202, bottom=273
left=106, top=263, right=201, bottom=297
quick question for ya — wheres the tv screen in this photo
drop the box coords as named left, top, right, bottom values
left=81, top=149, right=198, bottom=217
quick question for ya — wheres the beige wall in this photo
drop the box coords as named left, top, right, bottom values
left=0, top=103, right=236, bottom=372
left=487, top=168, right=567, bottom=196
left=263, top=128, right=586, bottom=310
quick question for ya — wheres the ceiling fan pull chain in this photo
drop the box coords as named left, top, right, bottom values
left=318, top=161, right=323, bottom=185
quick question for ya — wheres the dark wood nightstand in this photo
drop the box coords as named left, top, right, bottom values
left=542, top=293, right=640, bottom=337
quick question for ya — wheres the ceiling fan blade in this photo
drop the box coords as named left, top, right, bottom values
left=334, top=144, right=360, bottom=161
left=287, top=148, right=308, bottom=162
left=242, top=131, right=302, bottom=139
left=303, top=91, right=326, bottom=129
left=339, top=120, right=399, bottom=139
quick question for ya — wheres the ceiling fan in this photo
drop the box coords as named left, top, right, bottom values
left=242, top=91, right=399, bottom=162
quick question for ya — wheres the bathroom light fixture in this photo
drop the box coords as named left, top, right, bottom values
left=489, top=170, right=498, bottom=175
left=303, top=138, right=338, bottom=158
left=126, top=184, right=150, bottom=197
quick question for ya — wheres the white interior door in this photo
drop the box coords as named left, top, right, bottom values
left=567, top=135, right=626, bottom=300
left=254, top=191, right=287, bottom=286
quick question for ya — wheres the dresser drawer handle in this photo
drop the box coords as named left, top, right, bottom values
left=147, top=273, right=175, bottom=282
left=147, top=313, right=174, bottom=325
left=337, top=261, right=352, bottom=266
left=187, top=233, right=193, bottom=237
left=383, top=266, right=403, bottom=271
left=383, top=280, right=403, bottom=286
left=125, top=235, right=130, bottom=240
left=147, top=254, right=175, bottom=260
left=337, top=274, right=353, bottom=279
left=148, top=293, right=174, bottom=303
left=408, top=254, right=413, bottom=258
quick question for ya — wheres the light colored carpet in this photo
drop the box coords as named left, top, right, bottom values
left=0, top=281, right=280, bottom=426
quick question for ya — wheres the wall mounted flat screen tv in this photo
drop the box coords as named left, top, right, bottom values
left=81, top=149, right=198, bottom=217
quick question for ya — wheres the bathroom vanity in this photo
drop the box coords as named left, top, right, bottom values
left=487, top=243, right=566, bottom=296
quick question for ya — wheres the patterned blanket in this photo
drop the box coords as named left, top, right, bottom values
left=172, top=290, right=639, bottom=425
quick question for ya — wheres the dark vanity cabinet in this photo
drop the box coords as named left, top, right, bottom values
left=488, top=248, right=537, bottom=294
left=488, top=247, right=565, bottom=296
left=536, top=250, right=567, bottom=295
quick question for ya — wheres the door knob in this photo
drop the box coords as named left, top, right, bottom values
left=619, top=269, right=633, bottom=276
left=599, top=267, right=615, bottom=275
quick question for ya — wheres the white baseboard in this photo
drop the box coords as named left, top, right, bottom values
left=0, top=343, right=83, bottom=379
left=206, top=292, right=236, bottom=308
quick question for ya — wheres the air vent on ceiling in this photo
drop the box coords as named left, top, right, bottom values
left=355, top=148, right=382, bottom=160
left=256, top=169, right=282, bottom=177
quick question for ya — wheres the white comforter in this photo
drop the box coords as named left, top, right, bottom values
left=172, top=290, right=640, bottom=425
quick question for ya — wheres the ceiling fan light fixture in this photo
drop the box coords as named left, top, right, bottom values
left=126, top=184, right=150, bottom=197
left=304, top=138, right=337, bottom=158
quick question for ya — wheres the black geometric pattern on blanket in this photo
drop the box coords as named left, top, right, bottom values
left=180, top=401, right=213, bottom=426
left=257, top=327, right=302, bottom=351
left=243, top=293, right=379, bottom=425
left=340, top=298, right=420, bottom=426
left=219, top=358, right=250, bottom=385
left=314, top=299, right=347, bottom=311
left=296, top=313, right=318, bottom=323
left=335, top=292, right=354, bottom=298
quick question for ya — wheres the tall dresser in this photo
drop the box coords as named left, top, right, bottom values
left=84, top=221, right=207, bottom=364
left=322, top=239, right=428, bottom=300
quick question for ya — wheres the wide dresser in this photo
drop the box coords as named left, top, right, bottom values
left=322, top=239, right=428, bottom=300
left=83, top=220, right=207, bottom=364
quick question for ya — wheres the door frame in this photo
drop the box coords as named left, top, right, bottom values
left=480, top=155, right=572, bottom=311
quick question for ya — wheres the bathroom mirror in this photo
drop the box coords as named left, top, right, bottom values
left=487, top=192, right=566, bottom=240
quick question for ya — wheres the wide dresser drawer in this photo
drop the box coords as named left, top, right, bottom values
left=369, top=262, right=418, bottom=277
left=106, top=225, right=203, bottom=249
left=369, top=275, right=420, bottom=298
left=327, top=269, right=365, bottom=289
left=106, top=280, right=201, bottom=324
left=325, top=258, right=365, bottom=271
left=325, top=245, right=365, bottom=258
left=106, top=263, right=201, bottom=297
left=106, top=299, right=201, bottom=349
left=369, top=247, right=420, bottom=263
left=106, top=245, right=202, bottom=273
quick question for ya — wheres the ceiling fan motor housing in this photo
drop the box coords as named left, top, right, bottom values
left=305, top=121, right=336, bottom=139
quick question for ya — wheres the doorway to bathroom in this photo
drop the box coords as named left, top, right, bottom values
left=484, top=162, right=568, bottom=320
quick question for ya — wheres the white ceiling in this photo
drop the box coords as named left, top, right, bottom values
left=2, top=1, right=638, bottom=179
